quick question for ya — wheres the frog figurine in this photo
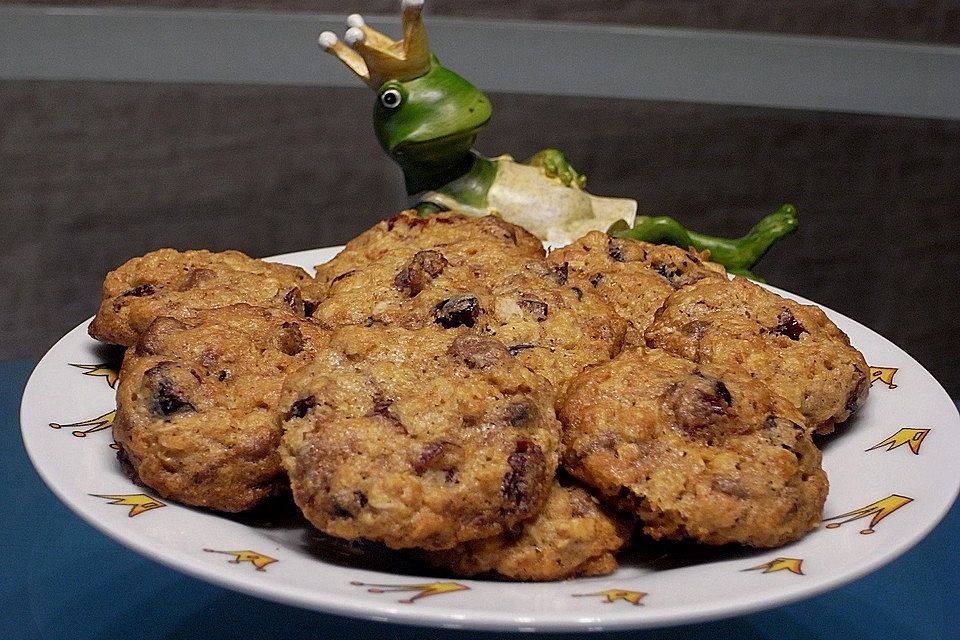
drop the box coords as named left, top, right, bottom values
left=319, top=0, right=798, bottom=277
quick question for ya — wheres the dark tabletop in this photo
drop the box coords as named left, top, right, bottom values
left=4, top=359, right=958, bottom=640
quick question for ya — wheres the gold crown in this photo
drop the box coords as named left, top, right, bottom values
left=319, top=0, right=432, bottom=88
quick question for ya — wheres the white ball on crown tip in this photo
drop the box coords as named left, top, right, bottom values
left=402, top=0, right=425, bottom=11
left=346, top=13, right=365, bottom=28
left=344, top=27, right=365, bottom=46
left=318, top=31, right=338, bottom=49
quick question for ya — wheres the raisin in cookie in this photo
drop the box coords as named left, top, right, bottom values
left=423, top=477, right=633, bottom=580
left=89, top=248, right=313, bottom=346
left=560, top=347, right=827, bottom=548
left=113, top=304, right=328, bottom=512
left=547, top=231, right=726, bottom=344
left=644, top=276, right=869, bottom=434
left=279, top=327, right=561, bottom=550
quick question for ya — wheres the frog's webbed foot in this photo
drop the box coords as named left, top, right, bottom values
left=523, top=149, right=587, bottom=189
left=609, top=204, right=799, bottom=279
left=414, top=200, right=447, bottom=217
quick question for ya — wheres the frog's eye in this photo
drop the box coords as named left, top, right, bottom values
left=379, top=88, right=403, bottom=109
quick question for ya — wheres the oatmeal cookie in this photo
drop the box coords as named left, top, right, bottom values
left=113, top=304, right=328, bottom=512
left=308, top=210, right=545, bottom=299
left=423, top=478, right=633, bottom=580
left=547, top=231, right=726, bottom=343
left=560, top=347, right=827, bottom=548
left=313, top=250, right=625, bottom=391
left=478, top=264, right=627, bottom=392
left=310, top=219, right=626, bottom=392
left=279, top=328, right=561, bottom=550
left=644, top=276, right=869, bottom=434
left=89, top=248, right=313, bottom=346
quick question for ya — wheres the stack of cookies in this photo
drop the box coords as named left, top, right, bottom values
left=90, top=211, right=869, bottom=580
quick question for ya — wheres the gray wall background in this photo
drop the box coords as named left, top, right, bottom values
left=2, top=1, right=959, bottom=398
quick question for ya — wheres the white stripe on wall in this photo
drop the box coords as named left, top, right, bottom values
left=1, top=6, right=958, bottom=119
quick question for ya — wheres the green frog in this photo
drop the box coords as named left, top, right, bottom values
left=319, top=0, right=797, bottom=277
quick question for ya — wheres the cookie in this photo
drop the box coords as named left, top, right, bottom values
left=477, top=263, right=627, bottom=392
left=547, top=231, right=726, bottom=343
left=310, top=218, right=626, bottom=392
left=644, top=276, right=869, bottom=433
left=279, top=327, right=561, bottom=550
left=308, top=210, right=545, bottom=300
left=89, top=248, right=313, bottom=346
left=113, top=304, right=329, bottom=512
left=423, top=478, right=633, bottom=580
left=560, top=347, right=828, bottom=548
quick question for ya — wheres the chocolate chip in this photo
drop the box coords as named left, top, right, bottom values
left=502, top=401, right=535, bottom=427
left=412, top=441, right=449, bottom=475
left=664, top=373, right=733, bottom=434
left=434, top=295, right=480, bottom=328
left=287, top=395, right=316, bottom=419
left=122, top=283, right=156, bottom=298
left=715, top=380, right=732, bottom=406
left=590, top=273, right=604, bottom=287
left=331, top=501, right=353, bottom=519
left=501, top=440, right=546, bottom=518
left=276, top=321, right=304, bottom=356
left=283, top=287, right=306, bottom=316
left=570, top=286, right=583, bottom=301
left=394, top=250, right=448, bottom=296
left=552, top=262, right=569, bottom=285
left=774, top=308, right=807, bottom=340
left=217, top=369, right=229, bottom=382
left=150, top=378, right=194, bottom=416
left=607, top=238, right=628, bottom=262
left=448, top=334, right=508, bottom=368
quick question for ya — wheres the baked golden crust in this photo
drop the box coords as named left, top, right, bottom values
left=644, top=276, right=869, bottom=434
left=308, top=210, right=545, bottom=300
left=279, top=327, right=561, bottom=550
left=88, top=248, right=313, bottom=346
left=113, top=304, right=329, bottom=512
left=546, top=231, right=726, bottom=344
left=309, top=216, right=627, bottom=392
left=560, top=347, right=828, bottom=548
left=423, top=478, right=633, bottom=580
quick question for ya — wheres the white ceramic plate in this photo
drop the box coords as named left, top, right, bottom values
left=21, top=247, right=960, bottom=632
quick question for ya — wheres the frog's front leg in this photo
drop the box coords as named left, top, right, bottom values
left=609, top=204, right=799, bottom=280
left=523, top=149, right=587, bottom=190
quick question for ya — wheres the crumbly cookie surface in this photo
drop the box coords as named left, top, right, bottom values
left=308, top=210, right=545, bottom=298
left=423, top=478, right=633, bottom=580
left=560, top=347, right=827, bottom=548
left=547, top=232, right=726, bottom=344
left=310, top=215, right=626, bottom=392
left=279, top=327, right=561, bottom=550
left=89, top=248, right=313, bottom=346
left=644, top=276, right=869, bottom=434
left=113, top=305, right=329, bottom=512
